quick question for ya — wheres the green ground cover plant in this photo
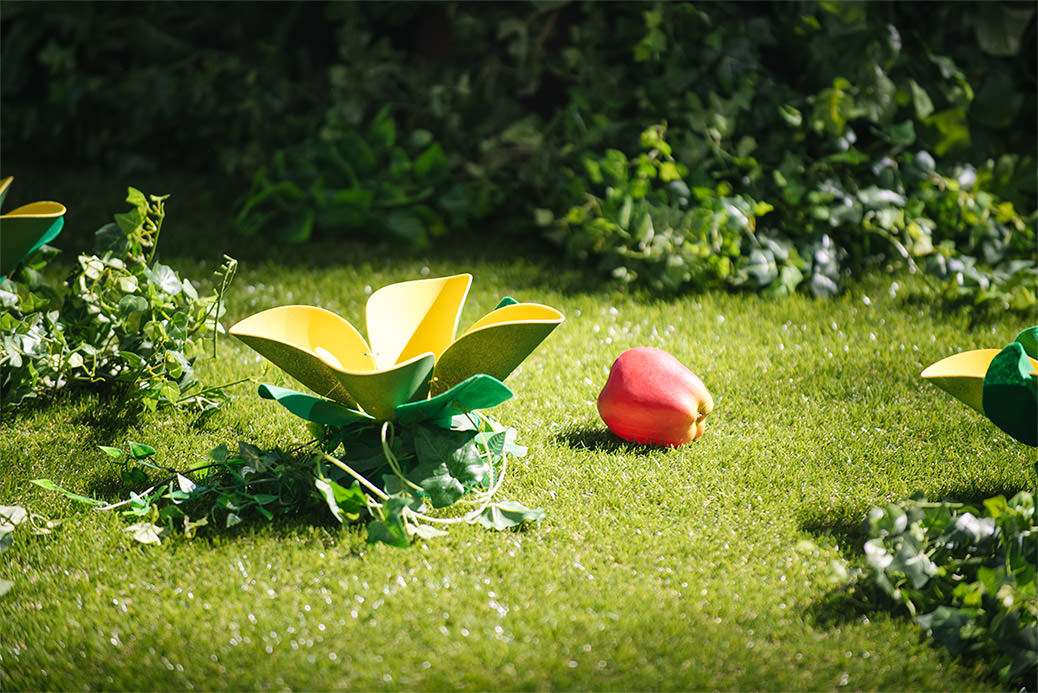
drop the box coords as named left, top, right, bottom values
left=1, top=183, right=1034, bottom=688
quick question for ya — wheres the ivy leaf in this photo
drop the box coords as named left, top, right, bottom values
left=147, top=264, right=182, bottom=295
left=120, top=468, right=148, bottom=486
left=410, top=425, right=492, bottom=507
left=471, top=500, right=544, bottom=531
left=366, top=496, right=411, bottom=547
left=124, top=521, right=163, bottom=545
left=0, top=505, right=28, bottom=543
left=129, top=442, right=156, bottom=459
left=29, top=479, right=104, bottom=506
left=93, top=222, right=129, bottom=256
left=406, top=460, right=464, bottom=509
left=314, top=477, right=366, bottom=523
left=384, top=210, right=428, bottom=248
left=409, top=523, right=449, bottom=540
left=99, top=446, right=125, bottom=460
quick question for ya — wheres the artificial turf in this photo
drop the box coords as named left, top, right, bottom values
left=0, top=173, right=1033, bottom=691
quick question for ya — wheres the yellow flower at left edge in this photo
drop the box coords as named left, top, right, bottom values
left=0, top=177, right=67, bottom=279
left=229, top=273, right=564, bottom=421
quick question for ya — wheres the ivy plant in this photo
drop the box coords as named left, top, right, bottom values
left=855, top=492, right=1037, bottom=688
left=0, top=188, right=238, bottom=413
left=34, top=412, right=543, bottom=548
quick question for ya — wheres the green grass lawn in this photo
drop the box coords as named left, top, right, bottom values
left=1, top=175, right=1034, bottom=690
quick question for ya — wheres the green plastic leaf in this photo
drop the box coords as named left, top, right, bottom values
left=396, top=375, right=513, bottom=425
left=0, top=216, right=65, bottom=279
left=1014, top=326, right=1038, bottom=360
left=99, top=446, right=125, bottom=460
left=258, top=383, right=374, bottom=426
left=471, top=500, right=544, bottom=531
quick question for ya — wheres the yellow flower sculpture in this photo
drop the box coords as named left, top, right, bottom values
left=230, top=273, right=563, bottom=421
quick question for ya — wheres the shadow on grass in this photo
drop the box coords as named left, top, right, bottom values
left=5, top=385, right=143, bottom=439
left=554, top=424, right=667, bottom=456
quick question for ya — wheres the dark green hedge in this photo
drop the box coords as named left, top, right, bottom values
left=3, top=1, right=1035, bottom=309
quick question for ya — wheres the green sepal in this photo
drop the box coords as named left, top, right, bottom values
left=257, top=383, right=373, bottom=426
left=1013, top=326, right=1038, bottom=360
left=395, top=374, right=513, bottom=426
left=982, top=342, right=1037, bottom=447
left=0, top=217, right=64, bottom=279
left=495, top=296, right=519, bottom=309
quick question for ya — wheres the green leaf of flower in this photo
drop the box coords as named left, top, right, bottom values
left=258, top=384, right=373, bottom=426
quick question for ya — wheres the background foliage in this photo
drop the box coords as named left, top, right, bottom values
left=4, top=2, right=1034, bottom=311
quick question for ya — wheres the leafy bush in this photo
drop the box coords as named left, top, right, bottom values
left=857, top=492, right=1037, bottom=688
left=520, top=3, right=1035, bottom=307
left=4, top=2, right=1035, bottom=309
left=0, top=189, right=236, bottom=413
left=236, top=107, right=490, bottom=246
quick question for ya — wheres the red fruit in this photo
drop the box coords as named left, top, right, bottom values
left=597, top=346, right=714, bottom=447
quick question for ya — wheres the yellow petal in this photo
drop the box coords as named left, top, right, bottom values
left=365, top=274, right=471, bottom=369
left=432, top=302, right=564, bottom=395
left=230, top=306, right=374, bottom=406
left=1, top=201, right=67, bottom=218
left=921, top=349, right=1001, bottom=414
